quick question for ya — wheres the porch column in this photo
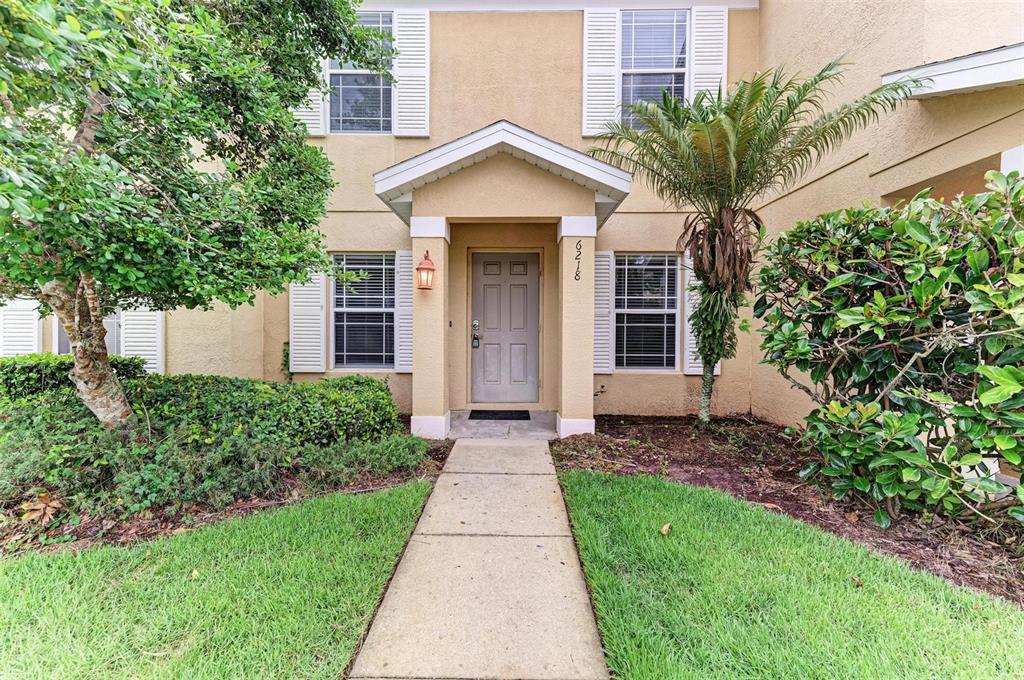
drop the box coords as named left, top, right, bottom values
left=410, top=217, right=451, bottom=439
left=556, top=216, right=596, bottom=437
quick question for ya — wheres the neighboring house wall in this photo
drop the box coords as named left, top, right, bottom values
left=751, top=0, right=1024, bottom=425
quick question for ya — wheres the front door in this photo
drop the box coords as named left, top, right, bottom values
left=471, top=252, right=540, bottom=403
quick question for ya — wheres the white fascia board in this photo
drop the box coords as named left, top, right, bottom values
left=362, top=1, right=757, bottom=11
left=374, top=120, right=632, bottom=225
left=882, top=42, right=1024, bottom=99
left=375, top=120, right=630, bottom=197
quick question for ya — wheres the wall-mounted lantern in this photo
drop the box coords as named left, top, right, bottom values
left=416, top=250, right=436, bottom=290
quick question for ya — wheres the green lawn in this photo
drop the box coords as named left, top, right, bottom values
left=561, top=471, right=1024, bottom=680
left=0, top=482, right=429, bottom=679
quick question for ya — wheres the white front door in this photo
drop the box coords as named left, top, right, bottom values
left=471, top=253, right=540, bottom=403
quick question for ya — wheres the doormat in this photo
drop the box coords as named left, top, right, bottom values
left=468, top=410, right=531, bottom=421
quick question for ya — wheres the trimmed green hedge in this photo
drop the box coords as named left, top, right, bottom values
left=0, top=353, right=147, bottom=398
left=0, top=374, right=414, bottom=517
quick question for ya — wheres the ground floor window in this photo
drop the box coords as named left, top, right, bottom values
left=55, top=313, right=121, bottom=355
left=614, top=254, right=679, bottom=369
left=332, top=253, right=396, bottom=368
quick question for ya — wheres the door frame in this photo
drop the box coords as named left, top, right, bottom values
left=466, top=247, right=545, bottom=407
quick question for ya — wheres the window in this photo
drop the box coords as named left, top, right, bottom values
left=333, top=253, right=395, bottom=367
left=328, top=12, right=393, bottom=133
left=614, top=254, right=679, bottom=369
left=55, top=313, right=120, bottom=355
left=620, top=10, right=688, bottom=125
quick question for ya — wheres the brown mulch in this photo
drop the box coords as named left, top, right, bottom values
left=551, top=414, right=1024, bottom=605
left=1, top=439, right=453, bottom=556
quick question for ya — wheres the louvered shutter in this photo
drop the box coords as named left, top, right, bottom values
left=392, top=10, right=429, bottom=137
left=582, top=9, right=620, bottom=137
left=593, top=251, right=614, bottom=374
left=293, top=86, right=326, bottom=136
left=289, top=275, right=326, bottom=372
left=682, top=258, right=720, bottom=376
left=395, top=250, right=413, bottom=373
left=120, top=307, right=164, bottom=373
left=689, top=7, right=728, bottom=98
left=0, top=298, right=42, bottom=356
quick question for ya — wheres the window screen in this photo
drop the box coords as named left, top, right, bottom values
left=328, top=12, right=393, bottom=133
left=614, top=254, right=679, bottom=369
left=333, top=253, right=395, bottom=367
left=620, top=10, right=688, bottom=125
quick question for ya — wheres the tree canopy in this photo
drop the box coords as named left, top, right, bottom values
left=0, top=0, right=389, bottom=426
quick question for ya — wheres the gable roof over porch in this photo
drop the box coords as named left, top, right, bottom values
left=373, top=120, right=632, bottom=226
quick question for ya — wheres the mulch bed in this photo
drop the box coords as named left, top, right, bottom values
left=1, top=439, right=454, bottom=556
left=551, top=415, right=1024, bottom=605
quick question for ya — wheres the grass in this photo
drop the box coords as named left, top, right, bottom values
left=0, top=482, right=430, bottom=679
left=561, top=471, right=1024, bottom=680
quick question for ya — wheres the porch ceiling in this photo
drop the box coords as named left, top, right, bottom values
left=373, top=120, right=632, bottom=226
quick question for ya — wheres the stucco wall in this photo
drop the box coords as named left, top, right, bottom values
left=159, top=4, right=1022, bottom=425
left=750, top=0, right=1024, bottom=426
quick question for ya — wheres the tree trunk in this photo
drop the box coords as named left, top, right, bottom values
left=39, top=278, right=134, bottom=430
left=698, top=361, right=715, bottom=428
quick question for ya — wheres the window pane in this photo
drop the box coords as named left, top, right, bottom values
left=330, top=74, right=392, bottom=133
left=615, top=254, right=677, bottom=310
left=327, top=11, right=393, bottom=132
left=621, top=10, right=687, bottom=70
left=615, top=313, right=676, bottom=369
left=621, top=73, right=686, bottom=123
left=333, top=254, right=396, bottom=368
left=335, top=312, right=395, bottom=367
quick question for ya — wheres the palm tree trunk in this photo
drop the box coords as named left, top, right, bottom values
left=698, top=361, right=716, bottom=427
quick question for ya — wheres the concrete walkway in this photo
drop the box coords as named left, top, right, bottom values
left=349, top=439, right=609, bottom=680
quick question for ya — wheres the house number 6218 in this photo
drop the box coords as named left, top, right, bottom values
left=574, top=239, right=582, bottom=281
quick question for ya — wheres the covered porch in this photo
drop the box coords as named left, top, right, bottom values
left=373, top=121, right=631, bottom=439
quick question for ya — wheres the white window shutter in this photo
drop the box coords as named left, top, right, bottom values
left=289, top=274, right=327, bottom=373
left=392, top=10, right=430, bottom=137
left=593, top=251, right=614, bottom=374
left=683, top=257, right=720, bottom=376
left=0, top=298, right=42, bottom=356
left=293, top=85, right=326, bottom=136
left=395, top=250, right=413, bottom=373
left=120, top=307, right=164, bottom=374
left=690, top=7, right=728, bottom=99
left=583, top=9, right=620, bottom=137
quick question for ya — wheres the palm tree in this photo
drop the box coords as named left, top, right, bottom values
left=589, top=61, right=916, bottom=427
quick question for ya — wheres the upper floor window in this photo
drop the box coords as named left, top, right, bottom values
left=614, top=254, right=679, bottom=369
left=328, top=12, right=393, bottom=133
left=332, top=253, right=396, bottom=368
left=620, top=10, right=688, bottom=124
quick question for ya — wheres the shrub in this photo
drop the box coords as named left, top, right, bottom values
left=0, top=374, right=415, bottom=518
left=0, top=353, right=147, bottom=399
left=755, top=171, right=1024, bottom=526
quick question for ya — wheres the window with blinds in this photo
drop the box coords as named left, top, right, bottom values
left=328, top=12, right=393, bottom=133
left=614, top=254, right=679, bottom=369
left=333, top=253, right=396, bottom=368
left=621, top=10, right=688, bottom=125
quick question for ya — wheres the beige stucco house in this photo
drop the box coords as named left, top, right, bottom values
left=2, top=1, right=1022, bottom=439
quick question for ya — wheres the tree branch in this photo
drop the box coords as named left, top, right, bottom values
left=63, top=91, right=111, bottom=161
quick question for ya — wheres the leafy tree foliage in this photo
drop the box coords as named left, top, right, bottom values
left=756, top=172, right=1024, bottom=526
left=0, top=0, right=388, bottom=428
left=590, top=62, right=914, bottom=426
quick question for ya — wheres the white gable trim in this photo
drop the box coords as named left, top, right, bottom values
left=374, top=120, right=631, bottom=226
left=882, top=42, right=1024, bottom=99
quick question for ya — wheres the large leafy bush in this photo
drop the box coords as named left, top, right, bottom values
left=756, top=171, right=1024, bottom=526
left=0, top=374, right=414, bottom=517
left=0, top=353, right=146, bottom=398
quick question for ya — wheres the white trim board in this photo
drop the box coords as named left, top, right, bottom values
left=411, top=412, right=451, bottom=439
left=556, top=414, right=595, bottom=438
left=374, top=120, right=631, bottom=226
left=882, top=42, right=1024, bottom=99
